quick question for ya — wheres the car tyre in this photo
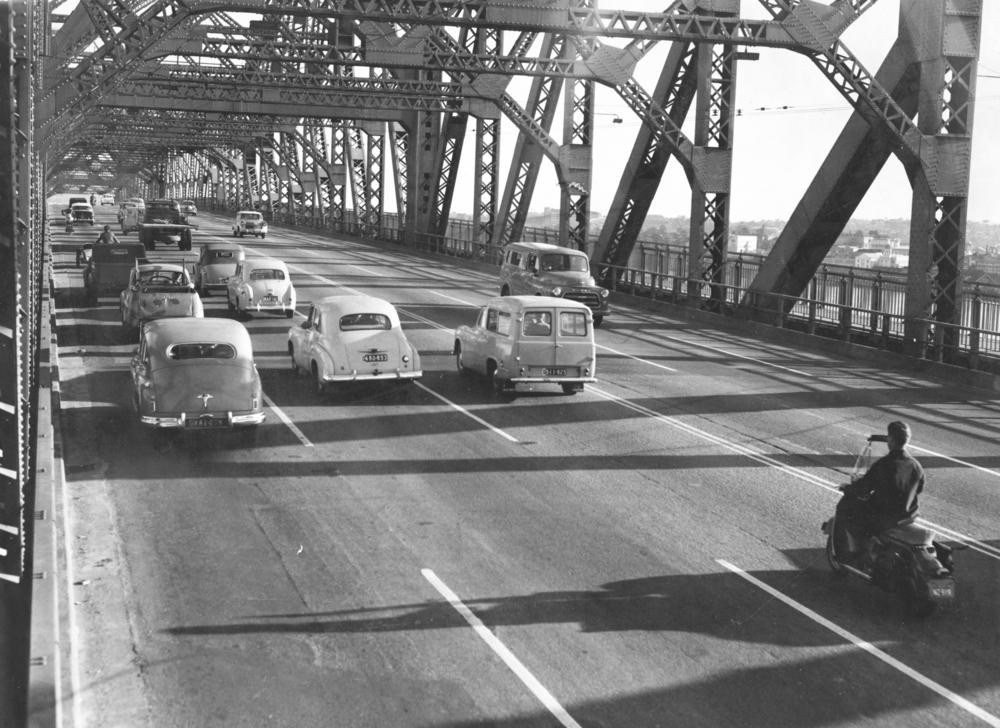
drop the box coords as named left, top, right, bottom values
left=454, top=344, right=469, bottom=375
left=288, top=344, right=299, bottom=375
left=226, top=293, right=235, bottom=313
left=312, top=363, right=326, bottom=396
left=561, top=383, right=584, bottom=395
left=593, top=315, right=604, bottom=328
left=285, top=309, right=294, bottom=318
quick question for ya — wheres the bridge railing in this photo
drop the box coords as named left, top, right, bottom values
left=196, top=199, right=1000, bottom=371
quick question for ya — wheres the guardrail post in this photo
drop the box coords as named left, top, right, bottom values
left=807, top=278, right=818, bottom=335
left=838, top=275, right=852, bottom=341
left=969, top=285, right=982, bottom=368
left=869, top=273, right=882, bottom=337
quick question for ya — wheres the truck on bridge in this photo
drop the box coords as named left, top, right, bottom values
left=122, top=198, right=196, bottom=251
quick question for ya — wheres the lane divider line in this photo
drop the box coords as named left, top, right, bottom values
left=596, top=344, right=678, bottom=373
left=422, top=568, right=582, bottom=728
left=414, top=382, right=519, bottom=443
left=590, top=386, right=1000, bottom=562
left=263, top=394, right=313, bottom=447
left=718, top=559, right=1000, bottom=728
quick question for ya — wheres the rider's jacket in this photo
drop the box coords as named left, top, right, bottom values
left=845, top=448, right=924, bottom=531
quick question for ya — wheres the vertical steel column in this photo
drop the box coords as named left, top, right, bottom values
left=559, top=69, right=594, bottom=253
left=902, top=0, right=982, bottom=360
left=330, top=121, right=348, bottom=231
left=473, top=117, right=499, bottom=249
left=686, top=19, right=737, bottom=310
left=389, top=121, right=408, bottom=231
left=492, top=34, right=567, bottom=247
left=361, top=121, right=386, bottom=238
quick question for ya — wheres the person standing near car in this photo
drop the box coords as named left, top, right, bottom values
left=95, top=224, right=120, bottom=245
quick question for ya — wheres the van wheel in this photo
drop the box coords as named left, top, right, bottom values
left=593, top=315, right=604, bottom=328
left=561, top=383, right=583, bottom=395
left=500, top=285, right=510, bottom=296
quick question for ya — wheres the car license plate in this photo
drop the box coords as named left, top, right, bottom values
left=543, top=368, right=567, bottom=376
left=187, top=416, right=227, bottom=429
left=260, top=295, right=278, bottom=304
left=362, top=353, right=389, bottom=363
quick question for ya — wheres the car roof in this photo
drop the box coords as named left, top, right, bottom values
left=200, top=241, right=243, bottom=251
left=143, top=318, right=253, bottom=357
left=136, top=263, right=186, bottom=274
left=504, top=242, right=588, bottom=256
left=484, top=295, right=591, bottom=312
left=91, top=243, right=147, bottom=261
left=237, top=210, right=262, bottom=215
left=71, top=202, right=93, bottom=208
left=245, top=257, right=287, bottom=270
left=313, top=294, right=400, bottom=317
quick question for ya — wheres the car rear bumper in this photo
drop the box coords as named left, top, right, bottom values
left=140, top=411, right=266, bottom=428
left=322, top=370, right=422, bottom=383
left=509, top=376, right=597, bottom=384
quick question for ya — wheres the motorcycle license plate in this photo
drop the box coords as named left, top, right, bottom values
left=930, top=583, right=954, bottom=599
left=362, top=353, right=388, bottom=363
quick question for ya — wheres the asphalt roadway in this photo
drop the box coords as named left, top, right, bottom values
left=45, top=201, right=1000, bottom=727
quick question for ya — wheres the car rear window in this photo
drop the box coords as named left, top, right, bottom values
left=208, top=250, right=235, bottom=261
left=559, top=311, right=588, bottom=337
left=340, top=313, right=391, bottom=331
left=522, top=311, right=552, bottom=336
left=167, top=343, right=236, bottom=360
left=240, top=213, right=262, bottom=222
left=249, top=268, right=285, bottom=280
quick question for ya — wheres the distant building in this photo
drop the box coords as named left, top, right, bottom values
left=730, top=234, right=758, bottom=253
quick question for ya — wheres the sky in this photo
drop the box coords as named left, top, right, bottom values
left=449, top=0, right=1000, bottom=224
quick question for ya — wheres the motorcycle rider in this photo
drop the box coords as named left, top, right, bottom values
left=833, top=420, right=925, bottom=564
left=95, top=224, right=120, bottom=245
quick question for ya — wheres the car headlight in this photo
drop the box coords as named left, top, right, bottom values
left=551, top=287, right=563, bottom=296
left=599, top=288, right=610, bottom=298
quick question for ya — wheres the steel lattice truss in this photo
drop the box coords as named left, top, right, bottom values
left=35, top=0, right=983, bottom=351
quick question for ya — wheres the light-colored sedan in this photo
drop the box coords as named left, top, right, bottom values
left=288, top=294, right=422, bottom=393
left=130, top=318, right=265, bottom=439
left=226, top=257, right=296, bottom=318
left=232, top=210, right=268, bottom=238
left=193, top=242, right=244, bottom=296
left=120, top=263, right=203, bottom=336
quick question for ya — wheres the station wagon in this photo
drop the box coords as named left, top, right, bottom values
left=454, top=295, right=596, bottom=395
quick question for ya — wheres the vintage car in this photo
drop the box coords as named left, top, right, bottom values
left=232, top=210, right=268, bottom=238
left=499, top=241, right=610, bottom=326
left=288, top=294, right=422, bottom=393
left=178, top=199, right=198, bottom=217
left=193, top=242, right=245, bottom=296
left=83, top=242, right=148, bottom=305
left=119, top=263, right=204, bottom=336
left=226, top=257, right=296, bottom=318
left=454, top=295, right=596, bottom=395
left=118, top=200, right=141, bottom=226
left=130, top=318, right=265, bottom=439
left=100, top=193, right=115, bottom=206
left=64, top=202, right=95, bottom=225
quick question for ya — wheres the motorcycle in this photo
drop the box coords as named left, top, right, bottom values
left=821, top=433, right=958, bottom=616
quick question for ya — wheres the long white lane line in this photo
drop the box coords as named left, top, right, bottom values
left=597, top=344, right=678, bottom=373
left=429, top=290, right=479, bottom=306
left=718, top=559, right=1000, bottom=728
left=422, top=569, right=582, bottom=728
left=414, top=382, right=519, bottom=443
left=263, top=394, right=313, bottom=447
left=659, top=333, right=813, bottom=377
left=51, top=343, right=84, bottom=727
left=910, top=444, right=1000, bottom=479
left=590, top=386, right=1000, bottom=562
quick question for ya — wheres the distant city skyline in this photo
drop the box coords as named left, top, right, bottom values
left=445, top=1, right=999, bottom=225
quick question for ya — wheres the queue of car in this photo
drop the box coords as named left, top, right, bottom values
left=75, top=199, right=607, bottom=445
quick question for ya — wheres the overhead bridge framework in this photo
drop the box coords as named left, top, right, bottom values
left=0, top=0, right=985, bottom=660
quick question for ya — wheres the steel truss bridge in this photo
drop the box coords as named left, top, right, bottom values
left=0, top=0, right=985, bottom=721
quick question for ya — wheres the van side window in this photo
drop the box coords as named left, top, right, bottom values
left=497, top=311, right=511, bottom=336
left=486, top=308, right=499, bottom=332
left=559, top=311, right=588, bottom=337
left=508, top=251, right=521, bottom=267
left=526, top=254, right=538, bottom=272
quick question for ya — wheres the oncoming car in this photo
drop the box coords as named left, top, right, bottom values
left=130, top=318, right=265, bottom=440
left=194, top=242, right=245, bottom=296
left=499, top=241, right=610, bottom=326
left=288, top=294, right=422, bottom=394
left=119, top=263, right=204, bottom=336
left=226, top=257, right=296, bottom=318
left=178, top=199, right=198, bottom=217
left=232, top=210, right=268, bottom=238
left=454, top=295, right=596, bottom=396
